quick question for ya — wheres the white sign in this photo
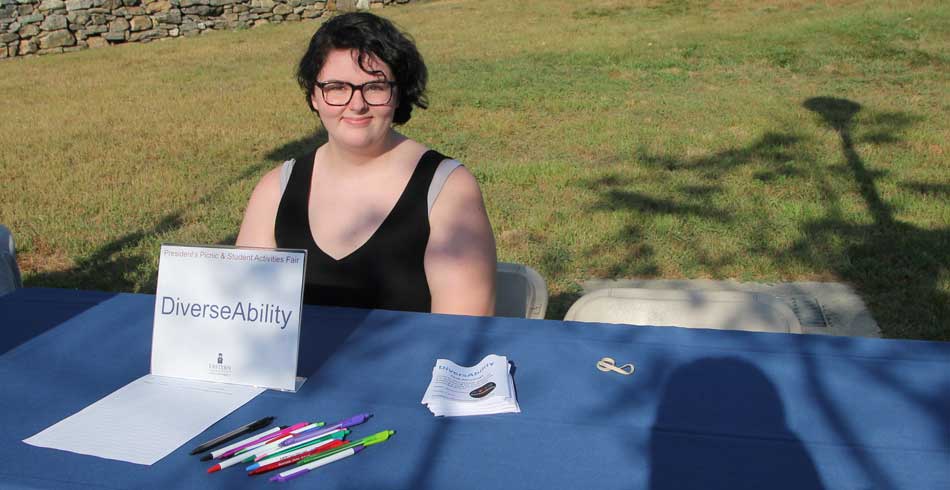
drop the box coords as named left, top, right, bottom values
left=151, top=244, right=307, bottom=392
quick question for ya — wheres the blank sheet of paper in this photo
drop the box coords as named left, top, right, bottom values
left=23, top=374, right=265, bottom=465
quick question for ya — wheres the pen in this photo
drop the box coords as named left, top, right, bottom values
left=208, top=424, right=335, bottom=474
left=207, top=450, right=261, bottom=474
left=235, top=435, right=295, bottom=462
left=235, top=423, right=324, bottom=459
left=190, top=416, right=274, bottom=455
left=228, top=423, right=325, bottom=467
left=279, top=413, right=371, bottom=447
left=202, top=426, right=285, bottom=461
left=247, top=438, right=346, bottom=475
left=253, top=429, right=349, bottom=464
left=295, top=430, right=394, bottom=466
left=270, top=446, right=363, bottom=482
left=209, top=435, right=305, bottom=474
left=217, top=422, right=312, bottom=460
left=248, top=430, right=347, bottom=468
left=269, top=430, right=394, bottom=483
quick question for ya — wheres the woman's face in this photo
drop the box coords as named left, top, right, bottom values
left=313, top=49, right=397, bottom=151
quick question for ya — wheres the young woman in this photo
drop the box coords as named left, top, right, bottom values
left=237, top=13, right=496, bottom=316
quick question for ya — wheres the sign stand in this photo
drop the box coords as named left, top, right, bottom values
left=151, top=244, right=308, bottom=392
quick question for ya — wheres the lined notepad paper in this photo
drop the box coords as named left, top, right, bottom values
left=24, top=374, right=264, bottom=465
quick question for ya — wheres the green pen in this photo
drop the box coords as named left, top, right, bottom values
left=295, top=430, right=395, bottom=466
left=253, top=429, right=349, bottom=466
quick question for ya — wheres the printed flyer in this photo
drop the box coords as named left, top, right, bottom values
left=421, top=354, right=520, bottom=416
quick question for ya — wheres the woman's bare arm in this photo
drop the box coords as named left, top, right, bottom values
left=425, top=166, right=497, bottom=316
left=236, top=166, right=283, bottom=248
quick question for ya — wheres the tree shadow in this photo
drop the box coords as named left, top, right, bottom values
left=591, top=189, right=733, bottom=221
left=216, top=233, right=238, bottom=246
left=22, top=129, right=330, bottom=295
left=0, top=288, right=119, bottom=355
left=564, top=131, right=803, bottom=319
left=25, top=212, right=184, bottom=293
left=899, top=182, right=950, bottom=196
left=295, top=306, right=372, bottom=378
left=636, top=132, right=803, bottom=178
left=548, top=289, right=582, bottom=320
left=568, top=98, right=943, bottom=486
left=404, top=314, right=502, bottom=488
left=571, top=97, right=944, bottom=338
left=263, top=128, right=328, bottom=163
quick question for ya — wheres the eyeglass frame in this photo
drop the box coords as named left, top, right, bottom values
left=313, top=80, right=398, bottom=107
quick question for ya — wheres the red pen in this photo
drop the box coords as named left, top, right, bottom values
left=247, top=439, right=346, bottom=476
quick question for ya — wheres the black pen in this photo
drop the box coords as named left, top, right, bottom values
left=190, top=416, right=275, bottom=456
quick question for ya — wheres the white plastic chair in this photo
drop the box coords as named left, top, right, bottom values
left=564, top=288, right=802, bottom=333
left=495, top=262, right=548, bottom=319
left=0, top=225, right=22, bottom=296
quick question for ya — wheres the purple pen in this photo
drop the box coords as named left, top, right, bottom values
left=269, top=446, right=365, bottom=482
left=278, top=413, right=371, bottom=447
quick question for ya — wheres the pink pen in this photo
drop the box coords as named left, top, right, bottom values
left=217, top=422, right=310, bottom=460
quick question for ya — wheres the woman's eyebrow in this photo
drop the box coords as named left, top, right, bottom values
left=354, top=68, right=389, bottom=79
left=319, top=74, right=390, bottom=83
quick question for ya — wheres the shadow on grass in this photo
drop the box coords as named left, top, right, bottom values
left=24, top=129, right=331, bottom=294
left=568, top=97, right=945, bottom=338
left=25, top=212, right=183, bottom=293
left=791, top=96, right=948, bottom=339
left=638, top=132, right=803, bottom=176
left=588, top=97, right=950, bottom=488
left=900, top=182, right=950, bottom=196
left=554, top=131, right=799, bottom=318
left=548, top=289, right=582, bottom=321
left=264, top=128, right=328, bottom=162
left=782, top=96, right=950, bottom=480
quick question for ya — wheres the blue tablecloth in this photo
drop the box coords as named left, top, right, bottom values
left=1, top=288, right=948, bottom=489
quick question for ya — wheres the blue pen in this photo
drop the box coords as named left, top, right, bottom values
left=278, top=413, right=371, bottom=447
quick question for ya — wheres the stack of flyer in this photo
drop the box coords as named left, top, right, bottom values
left=421, top=354, right=520, bottom=417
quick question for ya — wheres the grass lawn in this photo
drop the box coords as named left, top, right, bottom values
left=1, top=0, right=947, bottom=339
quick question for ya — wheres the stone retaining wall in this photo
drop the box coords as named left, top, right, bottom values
left=0, top=0, right=410, bottom=59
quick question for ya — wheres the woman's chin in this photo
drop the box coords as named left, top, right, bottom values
left=332, top=126, right=391, bottom=150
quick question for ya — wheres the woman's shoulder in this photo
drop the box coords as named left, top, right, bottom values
left=438, top=163, right=480, bottom=195
left=249, top=162, right=289, bottom=201
left=235, top=162, right=291, bottom=248
left=427, top=155, right=484, bottom=221
left=399, top=140, right=462, bottom=171
left=391, top=137, right=429, bottom=162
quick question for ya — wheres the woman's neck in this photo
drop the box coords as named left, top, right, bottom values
left=323, top=130, right=406, bottom=169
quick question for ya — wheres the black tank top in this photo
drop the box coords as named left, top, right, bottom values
left=274, top=149, right=447, bottom=312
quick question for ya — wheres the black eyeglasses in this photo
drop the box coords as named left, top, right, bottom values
left=314, top=80, right=397, bottom=106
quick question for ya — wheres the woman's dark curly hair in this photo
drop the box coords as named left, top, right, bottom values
left=296, top=12, right=428, bottom=125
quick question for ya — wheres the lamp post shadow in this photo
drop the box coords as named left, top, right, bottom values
left=798, top=97, right=948, bottom=338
